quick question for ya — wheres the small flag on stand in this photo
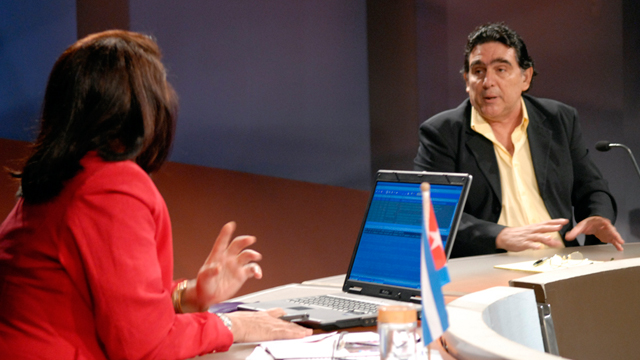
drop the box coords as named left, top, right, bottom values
left=419, top=183, right=450, bottom=346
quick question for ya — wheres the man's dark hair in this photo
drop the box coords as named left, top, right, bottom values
left=462, top=22, right=537, bottom=88
left=15, top=30, right=178, bottom=203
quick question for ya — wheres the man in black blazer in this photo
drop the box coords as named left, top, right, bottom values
left=414, top=23, right=624, bottom=258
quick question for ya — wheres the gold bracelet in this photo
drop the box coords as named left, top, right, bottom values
left=172, top=279, right=189, bottom=314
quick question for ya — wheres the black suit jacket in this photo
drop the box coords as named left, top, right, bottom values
left=414, top=95, right=617, bottom=258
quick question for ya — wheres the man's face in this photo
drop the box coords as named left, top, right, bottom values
left=464, top=41, right=533, bottom=123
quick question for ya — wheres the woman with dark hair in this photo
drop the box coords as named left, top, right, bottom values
left=0, top=30, right=310, bottom=359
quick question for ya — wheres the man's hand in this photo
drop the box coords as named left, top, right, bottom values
left=496, top=218, right=569, bottom=251
left=227, top=308, right=313, bottom=343
left=565, top=216, right=624, bottom=251
left=182, top=221, right=263, bottom=312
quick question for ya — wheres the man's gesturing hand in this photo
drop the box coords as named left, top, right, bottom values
left=496, top=218, right=569, bottom=252
left=565, top=216, right=624, bottom=251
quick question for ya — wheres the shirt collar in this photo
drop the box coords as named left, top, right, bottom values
left=470, top=97, right=529, bottom=137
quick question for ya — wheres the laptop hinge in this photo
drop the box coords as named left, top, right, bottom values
left=348, top=286, right=363, bottom=293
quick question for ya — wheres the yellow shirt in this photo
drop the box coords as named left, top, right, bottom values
left=470, top=98, right=563, bottom=247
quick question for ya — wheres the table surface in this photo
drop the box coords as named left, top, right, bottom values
left=195, top=243, right=640, bottom=359
left=442, top=243, right=638, bottom=302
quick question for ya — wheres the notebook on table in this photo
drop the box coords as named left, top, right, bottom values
left=237, top=170, right=472, bottom=330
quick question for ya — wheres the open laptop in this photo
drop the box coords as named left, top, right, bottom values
left=237, top=170, right=472, bottom=330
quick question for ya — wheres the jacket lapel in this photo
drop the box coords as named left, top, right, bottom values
left=525, top=98, right=552, bottom=196
left=466, top=130, right=502, bottom=203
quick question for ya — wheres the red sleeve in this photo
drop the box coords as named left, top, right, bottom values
left=64, top=163, right=233, bottom=359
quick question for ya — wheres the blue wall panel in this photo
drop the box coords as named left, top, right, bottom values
left=0, top=0, right=76, bottom=142
left=130, top=0, right=372, bottom=189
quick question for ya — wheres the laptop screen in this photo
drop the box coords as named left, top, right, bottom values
left=347, top=180, right=464, bottom=290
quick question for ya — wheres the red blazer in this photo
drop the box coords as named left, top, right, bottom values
left=0, top=152, right=232, bottom=359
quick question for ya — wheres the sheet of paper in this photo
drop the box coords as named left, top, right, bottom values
left=494, top=259, right=601, bottom=273
left=247, top=345, right=276, bottom=360
left=250, top=331, right=444, bottom=360
left=258, top=332, right=378, bottom=359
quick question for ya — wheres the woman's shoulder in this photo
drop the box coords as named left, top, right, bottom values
left=71, top=152, right=160, bottom=199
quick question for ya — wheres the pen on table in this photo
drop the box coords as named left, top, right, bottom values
left=533, top=257, right=550, bottom=267
left=279, top=313, right=310, bottom=322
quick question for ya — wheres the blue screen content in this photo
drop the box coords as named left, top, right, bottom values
left=348, top=181, right=463, bottom=289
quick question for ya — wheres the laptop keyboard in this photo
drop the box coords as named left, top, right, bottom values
left=287, top=295, right=379, bottom=314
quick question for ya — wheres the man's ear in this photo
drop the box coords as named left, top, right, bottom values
left=463, top=72, right=470, bottom=93
left=521, top=67, right=533, bottom=92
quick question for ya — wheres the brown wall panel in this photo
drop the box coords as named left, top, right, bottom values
left=367, top=0, right=421, bottom=176
left=76, top=0, right=130, bottom=38
left=153, top=161, right=370, bottom=296
left=0, top=139, right=29, bottom=217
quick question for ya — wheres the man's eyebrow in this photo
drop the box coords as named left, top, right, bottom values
left=490, top=58, right=513, bottom=66
left=469, top=59, right=485, bottom=68
left=469, top=58, right=514, bottom=68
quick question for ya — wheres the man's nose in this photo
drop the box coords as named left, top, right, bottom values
left=483, top=70, right=497, bottom=88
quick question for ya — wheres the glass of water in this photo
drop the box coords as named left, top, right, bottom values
left=378, top=305, right=418, bottom=360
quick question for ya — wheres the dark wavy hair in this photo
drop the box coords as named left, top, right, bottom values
left=15, top=30, right=177, bottom=203
left=462, top=22, right=537, bottom=90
